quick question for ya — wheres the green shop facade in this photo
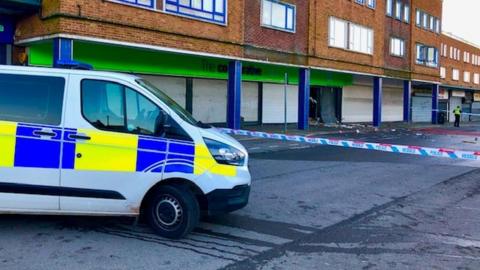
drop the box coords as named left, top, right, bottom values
left=24, top=38, right=353, bottom=129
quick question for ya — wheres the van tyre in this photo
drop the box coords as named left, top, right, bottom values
left=146, top=185, right=200, bottom=239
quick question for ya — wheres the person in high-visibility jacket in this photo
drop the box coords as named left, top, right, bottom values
left=453, top=106, right=462, bottom=127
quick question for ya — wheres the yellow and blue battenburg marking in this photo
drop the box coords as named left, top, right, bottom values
left=0, top=121, right=236, bottom=177
left=0, top=121, right=17, bottom=168
left=0, top=122, right=63, bottom=169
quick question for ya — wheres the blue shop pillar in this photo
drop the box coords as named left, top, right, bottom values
left=298, top=68, right=310, bottom=130
left=53, top=38, right=74, bottom=68
left=373, top=77, right=383, bottom=127
left=403, top=80, right=411, bottom=122
left=0, top=18, right=14, bottom=65
left=227, top=60, right=242, bottom=129
left=431, top=84, right=439, bottom=124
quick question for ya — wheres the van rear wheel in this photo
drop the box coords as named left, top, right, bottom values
left=145, top=185, right=200, bottom=239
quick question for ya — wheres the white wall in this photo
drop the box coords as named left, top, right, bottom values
left=382, top=87, right=403, bottom=122
left=262, top=83, right=298, bottom=123
left=242, top=82, right=259, bottom=122
left=342, top=85, right=373, bottom=123
left=192, top=79, right=227, bottom=123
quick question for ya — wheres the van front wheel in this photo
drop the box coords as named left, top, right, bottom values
left=146, top=185, right=200, bottom=239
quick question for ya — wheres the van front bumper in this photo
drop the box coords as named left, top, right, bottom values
left=205, top=184, right=250, bottom=215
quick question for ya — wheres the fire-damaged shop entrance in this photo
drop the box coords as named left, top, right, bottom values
left=309, top=87, right=342, bottom=124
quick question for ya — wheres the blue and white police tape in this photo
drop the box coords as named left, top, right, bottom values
left=433, top=109, right=480, bottom=117
left=218, top=128, right=480, bottom=161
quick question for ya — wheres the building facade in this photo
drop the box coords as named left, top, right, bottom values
left=1, top=0, right=478, bottom=129
left=440, top=33, right=480, bottom=122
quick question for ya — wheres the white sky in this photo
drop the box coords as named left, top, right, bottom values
left=442, top=0, right=480, bottom=46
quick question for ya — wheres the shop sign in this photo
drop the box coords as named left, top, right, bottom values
left=438, top=89, right=448, bottom=99
left=452, top=90, right=466, bottom=97
left=0, top=25, right=4, bottom=33
left=474, top=92, right=480, bottom=102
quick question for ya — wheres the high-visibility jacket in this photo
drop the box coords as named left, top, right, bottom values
left=453, top=108, right=462, bottom=116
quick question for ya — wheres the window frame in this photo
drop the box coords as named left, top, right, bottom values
left=464, top=71, right=471, bottom=83
left=0, top=74, right=66, bottom=126
left=416, top=43, right=438, bottom=67
left=394, top=0, right=402, bottom=20
left=261, top=0, right=296, bottom=33
left=164, top=0, right=228, bottom=25
left=474, top=73, right=480, bottom=85
left=367, top=0, right=376, bottom=9
left=390, top=36, right=405, bottom=57
left=386, top=0, right=393, bottom=16
left=403, top=4, right=410, bottom=23
left=440, top=67, right=446, bottom=79
left=415, top=9, right=421, bottom=26
left=452, top=69, right=460, bottom=81
left=112, top=0, right=156, bottom=9
left=81, top=79, right=167, bottom=137
left=329, top=16, right=374, bottom=55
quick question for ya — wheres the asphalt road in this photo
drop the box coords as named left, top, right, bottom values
left=1, top=128, right=480, bottom=270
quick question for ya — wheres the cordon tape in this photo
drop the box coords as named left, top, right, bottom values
left=218, top=128, right=480, bottom=161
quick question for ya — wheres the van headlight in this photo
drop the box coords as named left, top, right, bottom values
left=204, top=138, right=246, bottom=166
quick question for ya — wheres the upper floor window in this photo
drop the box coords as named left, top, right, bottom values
left=452, top=69, right=460, bottom=81
left=474, top=73, right=480, bottom=85
left=464, top=52, right=470, bottom=63
left=386, top=0, right=409, bottom=23
left=403, top=4, right=410, bottom=23
left=165, top=0, right=227, bottom=24
left=395, top=0, right=402, bottom=19
left=390, top=37, right=405, bottom=57
left=464, top=71, right=471, bottom=83
left=329, top=17, right=373, bottom=55
left=367, top=0, right=376, bottom=8
left=386, top=0, right=393, bottom=16
left=441, top=44, right=447, bottom=57
left=416, top=43, right=438, bottom=67
left=355, top=0, right=376, bottom=8
left=440, top=67, right=446, bottom=79
left=262, top=0, right=296, bottom=32
left=415, top=9, right=440, bottom=33
left=116, top=0, right=155, bottom=9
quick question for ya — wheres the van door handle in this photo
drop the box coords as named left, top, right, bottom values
left=68, top=134, right=91, bottom=141
left=33, top=130, right=57, bottom=137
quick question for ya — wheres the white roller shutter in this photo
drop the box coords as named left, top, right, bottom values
left=242, top=82, right=259, bottom=122
left=382, top=87, right=403, bottom=122
left=262, top=83, right=298, bottom=123
left=192, top=79, right=227, bottom=124
left=412, top=96, right=432, bottom=122
left=139, top=75, right=186, bottom=108
left=342, top=85, right=372, bottom=123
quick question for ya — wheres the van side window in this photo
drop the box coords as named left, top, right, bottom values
left=81, top=80, right=191, bottom=141
left=125, top=88, right=162, bottom=135
left=0, top=74, right=65, bottom=125
left=81, top=80, right=126, bottom=132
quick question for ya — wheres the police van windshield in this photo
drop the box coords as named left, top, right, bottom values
left=136, top=79, right=206, bottom=128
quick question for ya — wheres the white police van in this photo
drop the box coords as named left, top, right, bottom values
left=0, top=65, right=251, bottom=239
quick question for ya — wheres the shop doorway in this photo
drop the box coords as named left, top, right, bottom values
left=309, top=87, right=342, bottom=124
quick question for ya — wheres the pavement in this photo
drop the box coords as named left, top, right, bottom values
left=1, top=123, right=480, bottom=270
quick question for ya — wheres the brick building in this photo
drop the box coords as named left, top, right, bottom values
left=0, top=0, right=478, bottom=128
left=440, top=33, right=480, bottom=122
